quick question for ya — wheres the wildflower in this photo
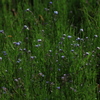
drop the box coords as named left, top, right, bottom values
left=16, top=42, right=21, bottom=45
left=86, top=37, right=88, bottom=39
left=2, top=87, right=7, bottom=91
left=35, top=45, right=39, bottom=47
left=94, top=35, right=98, bottom=38
left=39, top=73, right=44, bottom=77
left=80, top=38, right=84, bottom=41
left=56, top=60, right=58, bottom=62
left=85, top=52, right=89, bottom=55
left=49, top=1, right=53, bottom=4
left=59, top=49, right=63, bottom=52
left=16, top=59, right=21, bottom=63
left=76, top=37, right=81, bottom=40
left=70, top=87, right=77, bottom=92
left=71, top=49, right=74, bottom=52
left=97, top=47, right=100, bottom=50
left=35, top=44, right=41, bottom=47
left=57, top=87, right=60, bottom=89
left=30, top=56, right=36, bottom=59
left=19, top=67, right=22, bottom=70
left=8, top=35, right=12, bottom=37
left=27, top=50, right=31, bottom=53
left=80, top=29, right=84, bottom=32
left=5, top=70, right=7, bottom=72
left=16, top=42, right=21, bottom=46
left=59, top=42, right=63, bottom=44
left=23, top=48, right=27, bottom=51
left=73, top=43, right=80, bottom=47
left=25, top=8, right=30, bottom=12
left=2, top=51, right=7, bottom=55
left=54, top=11, right=58, bottom=14
left=68, top=35, right=72, bottom=38
left=37, top=39, right=42, bottom=42
left=42, top=74, right=45, bottom=77
left=0, top=30, right=4, bottom=33
left=63, top=74, right=67, bottom=76
left=0, top=57, right=2, bottom=60
left=46, top=81, right=49, bottom=84
left=58, top=68, right=61, bottom=71
left=44, top=8, right=49, bottom=11
left=16, top=77, right=20, bottom=81
left=24, top=25, right=29, bottom=30
left=61, top=37, right=65, bottom=40
left=19, top=48, right=23, bottom=51
left=63, top=34, right=66, bottom=37
left=39, top=73, right=43, bottom=76
left=61, top=56, right=65, bottom=59
left=61, top=77, right=65, bottom=81
left=13, top=41, right=22, bottom=46
left=49, top=50, right=52, bottom=52
left=41, top=30, right=44, bottom=32
left=14, top=79, right=19, bottom=82
left=50, top=82, right=54, bottom=85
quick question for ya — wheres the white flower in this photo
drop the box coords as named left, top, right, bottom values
left=68, top=35, right=72, bottom=38
left=85, top=52, right=89, bottom=55
left=80, top=29, right=84, bottom=32
left=35, top=44, right=41, bottom=47
left=76, top=37, right=80, bottom=40
left=44, top=8, right=49, bottom=11
left=37, top=39, right=42, bottom=42
left=61, top=56, right=65, bottom=59
left=94, top=35, right=98, bottom=38
left=97, top=47, right=100, bottom=50
left=25, top=8, right=30, bottom=11
left=49, top=50, right=52, bottom=52
left=63, top=34, right=66, bottom=37
left=0, top=57, right=2, bottom=61
left=54, top=11, right=58, bottom=14
left=30, top=56, right=36, bottom=59
left=24, top=25, right=29, bottom=30
left=71, top=50, right=74, bottom=52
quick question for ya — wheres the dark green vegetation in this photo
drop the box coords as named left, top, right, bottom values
left=0, top=0, right=100, bottom=100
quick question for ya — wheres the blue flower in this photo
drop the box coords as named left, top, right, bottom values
left=0, top=30, right=4, bottom=33
left=13, top=41, right=22, bottom=46
left=68, top=35, right=72, bottom=39
left=49, top=1, right=53, bottom=4
left=57, top=87, right=60, bottom=89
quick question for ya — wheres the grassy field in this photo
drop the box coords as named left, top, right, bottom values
left=0, top=0, right=100, bottom=100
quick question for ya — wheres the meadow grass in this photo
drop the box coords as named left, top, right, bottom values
left=0, top=0, right=100, bottom=100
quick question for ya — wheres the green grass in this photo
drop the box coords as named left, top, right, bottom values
left=0, top=0, right=100, bottom=100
